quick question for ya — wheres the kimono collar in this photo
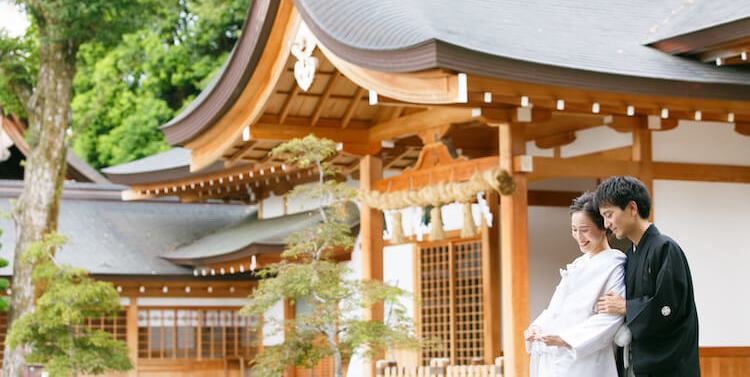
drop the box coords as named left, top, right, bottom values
left=635, top=224, right=659, bottom=251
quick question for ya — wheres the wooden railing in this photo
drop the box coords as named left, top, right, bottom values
left=376, top=357, right=503, bottom=377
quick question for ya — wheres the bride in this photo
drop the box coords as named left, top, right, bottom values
left=526, top=192, right=625, bottom=377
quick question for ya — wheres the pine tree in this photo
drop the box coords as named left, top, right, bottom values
left=242, top=135, right=422, bottom=377
left=7, top=233, right=132, bottom=377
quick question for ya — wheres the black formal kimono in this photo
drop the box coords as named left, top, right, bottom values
left=625, top=224, right=700, bottom=377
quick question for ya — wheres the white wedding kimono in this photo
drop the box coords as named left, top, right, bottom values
left=526, top=249, right=626, bottom=377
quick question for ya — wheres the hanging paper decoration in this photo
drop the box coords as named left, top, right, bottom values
left=291, top=22, right=319, bottom=92
left=477, top=192, right=493, bottom=227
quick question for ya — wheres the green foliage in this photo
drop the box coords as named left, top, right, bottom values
left=7, top=233, right=132, bottom=377
left=0, top=0, right=249, bottom=169
left=70, top=0, right=250, bottom=169
left=242, top=136, right=423, bottom=377
left=0, top=27, right=38, bottom=118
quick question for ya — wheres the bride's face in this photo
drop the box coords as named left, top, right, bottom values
left=571, top=211, right=606, bottom=254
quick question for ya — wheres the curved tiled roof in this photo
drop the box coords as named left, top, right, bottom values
left=162, top=204, right=359, bottom=265
left=102, top=148, right=226, bottom=185
left=644, top=2, right=750, bottom=45
left=159, top=0, right=281, bottom=145
left=155, top=0, right=750, bottom=154
left=294, top=0, right=750, bottom=98
left=0, top=181, right=252, bottom=276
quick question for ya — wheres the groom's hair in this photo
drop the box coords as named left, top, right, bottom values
left=594, top=176, right=651, bottom=219
left=570, top=191, right=606, bottom=230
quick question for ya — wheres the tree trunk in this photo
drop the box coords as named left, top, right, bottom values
left=2, top=38, right=75, bottom=377
left=324, top=328, right=343, bottom=377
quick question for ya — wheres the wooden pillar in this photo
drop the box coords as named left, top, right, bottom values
left=632, top=123, right=654, bottom=220
left=498, top=122, right=530, bottom=377
left=284, top=300, right=296, bottom=377
left=360, top=155, right=384, bottom=377
left=126, top=297, right=139, bottom=377
left=481, top=192, right=501, bottom=364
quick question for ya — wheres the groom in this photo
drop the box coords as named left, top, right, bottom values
left=594, top=176, right=700, bottom=377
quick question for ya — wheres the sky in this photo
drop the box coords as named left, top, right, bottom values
left=0, top=1, right=29, bottom=37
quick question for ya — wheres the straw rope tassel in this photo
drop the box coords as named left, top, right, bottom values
left=391, top=210, right=404, bottom=244
left=429, top=206, right=445, bottom=241
left=461, top=202, right=477, bottom=238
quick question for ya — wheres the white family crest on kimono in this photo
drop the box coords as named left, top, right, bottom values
left=526, top=249, right=626, bottom=377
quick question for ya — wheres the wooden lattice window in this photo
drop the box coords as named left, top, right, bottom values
left=417, top=238, right=485, bottom=365
left=137, top=308, right=259, bottom=360
left=82, top=309, right=127, bottom=342
left=0, top=309, right=127, bottom=368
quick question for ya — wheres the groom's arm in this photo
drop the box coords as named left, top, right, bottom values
left=624, top=241, right=690, bottom=338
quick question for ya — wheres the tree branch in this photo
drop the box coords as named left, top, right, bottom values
left=9, top=79, right=33, bottom=113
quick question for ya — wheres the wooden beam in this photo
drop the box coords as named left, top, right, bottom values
left=523, top=113, right=609, bottom=140
left=284, top=300, right=297, bottom=377
left=389, top=106, right=405, bottom=121
left=535, top=131, right=576, bottom=149
left=126, top=298, right=139, bottom=377
left=632, top=123, right=654, bottom=219
left=498, top=122, right=530, bottom=377
left=278, top=85, right=299, bottom=124
left=185, top=0, right=299, bottom=172
left=310, top=71, right=339, bottom=127
left=653, top=162, right=750, bottom=184
left=342, top=87, right=365, bottom=128
left=359, top=155, right=383, bottom=377
left=736, top=122, right=750, bottom=136
left=468, top=75, right=750, bottom=122
left=0, top=114, right=29, bottom=154
left=262, top=114, right=372, bottom=129
left=320, top=43, right=467, bottom=104
left=383, top=146, right=418, bottom=170
left=481, top=192, right=501, bottom=364
left=524, top=155, right=640, bottom=181
left=369, top=107, right=478, bottom=143
left=226, top=140, right=257, bottom=167
left=251, top=121, right=370, bottom=144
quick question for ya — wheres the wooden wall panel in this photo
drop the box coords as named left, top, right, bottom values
left=700, top=347, right=750, bottom=377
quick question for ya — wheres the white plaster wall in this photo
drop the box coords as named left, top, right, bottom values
left=653, top=180, right=750, bottom=346
left=262, top=299, right=285, bottom=346
left=528, top=177, right=598, bottom=192
left=285, top=182, right=321, bottom=214
left=527, top=206, right=580, bottom=320
left=383, top=244, right=416, bottom=320
left=261, top=192, right=285, bottom=219
left=650, top=119, right=750, bottom=346
left=653, top=121, right=750, bottom=165
left=526, top=141, right=555, bottom=157
left=561, top=125, right=632, bottom=158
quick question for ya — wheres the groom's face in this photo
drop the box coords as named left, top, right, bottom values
left=599, top=203, right=635, bottom=240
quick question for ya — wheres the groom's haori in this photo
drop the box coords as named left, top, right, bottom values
left=625, top=225, right=700, bottom=377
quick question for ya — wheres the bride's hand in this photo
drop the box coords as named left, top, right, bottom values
left=525, top=325, right=542, bottom=341
left=540, top=335, right=570, bottom=348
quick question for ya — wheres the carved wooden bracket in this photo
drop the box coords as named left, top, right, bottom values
left=406, top=142, right=466, bottom=173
